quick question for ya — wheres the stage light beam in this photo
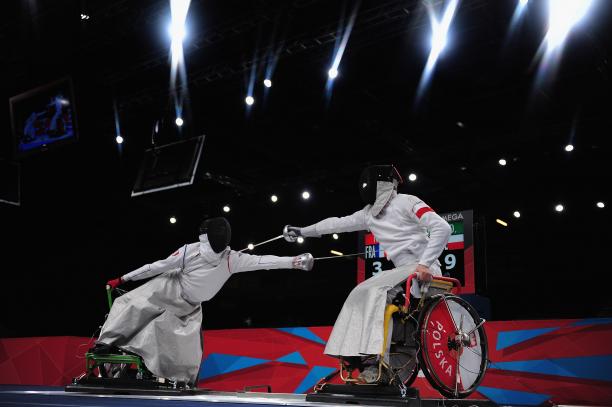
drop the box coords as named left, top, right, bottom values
left=416, top=0, right=459, bottom=102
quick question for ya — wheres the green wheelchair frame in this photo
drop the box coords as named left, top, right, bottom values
left=82, top=285, right=147, bottom=380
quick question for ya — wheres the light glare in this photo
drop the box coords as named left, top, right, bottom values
left=247, top=243, right=254, bottom=250
left=302, top=191, right=310, bottom=200
left=513, top=211, right=521, bottom=218
left=245, top=96, right=255, bottom=106
left=496, top=219, right=508, bottom=227
left=263, top=79, right=272, bottom=88
left=408, top=173, right=417, bottom=182
left=330, top=250, right=343, bottom=256
left=297, top=237, right=304, bottom=244
left=332, top=233, right=339, bottom=240
left=223, top=205, right=230, bottom=213
left=270, top=195, right=278, bottom=203
left=596, top=202, right=605, bottom=208
left=499, top=158, right=507, bottom=166
left=565, top=144, right=574, bottom=152
left=555, top=204, right=564, bottom=212
left=546, top=0, right=594, bottom=51
left=169, top=216, right=177, bottom=224
left=115, top=135, right=124, bottom=144
left=328, top=68, right=339, bottom=79
left=175, top=117, right=184, bottom=127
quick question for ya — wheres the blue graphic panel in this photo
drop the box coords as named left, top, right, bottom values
left=199, top=353, right=269, bottom=380
left=496, top=327, right=559, bottom=350
left=571, top=318, right=612, bottom=327
left=276, top=351, right=307, bottom=365
left=294, top=366, right=337, bottom=394
left=276, top=327, right=326, bottom=345
left=490, top=355, right=612, bottom=382
left=477, top=386, right=550, bottom=406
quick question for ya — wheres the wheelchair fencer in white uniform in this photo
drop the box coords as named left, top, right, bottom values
left=284, top=165, right=488, bottom=398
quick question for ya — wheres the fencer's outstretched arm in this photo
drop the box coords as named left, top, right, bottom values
left=228, top=251, right=313, bottom=273
left=406, top=198, right=452, bottom=267
left=121, top=246, right=186, bottom=282
left=298, top=208, right=368, bottom=238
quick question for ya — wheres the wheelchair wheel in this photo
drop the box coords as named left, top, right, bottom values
left=388, top=350, right=419, bottom=386
left=417, top=294, right=488, bottom=399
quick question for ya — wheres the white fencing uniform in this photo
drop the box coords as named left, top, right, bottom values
left=97, top=234, right=296, bottom=384
left=300, top=192, right=451, bottom=357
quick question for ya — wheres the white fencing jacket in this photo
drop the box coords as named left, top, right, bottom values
left=301, top=193, right=451, bottom=268
left=121, top=234, right=295, bottom=304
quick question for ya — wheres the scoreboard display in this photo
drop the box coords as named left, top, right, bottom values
left=357, top=210, right=475, bottom=294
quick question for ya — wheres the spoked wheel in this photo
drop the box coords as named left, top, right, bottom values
left=388, top=349, right=419, bottom=387
left=417, top=294, right=488, bottom=398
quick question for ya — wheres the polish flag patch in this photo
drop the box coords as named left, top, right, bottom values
left=415, top=206, right=434, bottom=218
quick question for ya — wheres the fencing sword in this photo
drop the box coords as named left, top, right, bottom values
left=313, top=252, right=365, bottom=260
left=240, top=236, right=365, bottom=260
left=238, top=235, right=284, bottom=252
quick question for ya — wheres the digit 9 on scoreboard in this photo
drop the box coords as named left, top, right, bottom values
left=356, top=210, right=475, bottom=294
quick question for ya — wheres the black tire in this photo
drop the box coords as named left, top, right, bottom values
left=417, top=295, right=488, bottom=399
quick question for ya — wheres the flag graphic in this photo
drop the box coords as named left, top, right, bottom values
left=447, top=221, right=464, bottom=250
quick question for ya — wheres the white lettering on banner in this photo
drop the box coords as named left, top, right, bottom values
left=441, top=212, right=464, bottom=222
left=446, top=365, right=453, bottom=376
left=365, top=245, right=376, bottom=259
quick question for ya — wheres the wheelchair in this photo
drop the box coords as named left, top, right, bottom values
left=319, top=275, right=488, bottom=400
left=67, top=285, right=193, bottom=393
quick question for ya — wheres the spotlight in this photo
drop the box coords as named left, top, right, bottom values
left=270, top=194, right=278, bottom=203
left=328, top=68, right=339, bottom=79
left=263, top=79, right=272, bottom=88
left=330, top=250, right=343, bottom=256
left=297, top=237, right=304, bottom=244
left=223, top=205, right=231, bottom=213
left=80, top=13, right=90, bottom=20
left=408, top=173, right=417, bottom=182
left=499, top=158, right=507, bottom=166
left=115, top=135, right=124, bottom=144
left=302, top=191, right=310, bottom=200
left=169, top=216, right=177, bottom=224
left=175, top=117, right=184, bottom=127
left=456, top=121, right=464, bottom=128
left=247, top=243, right=255, bottom=250
left=513, top=211, right=521, bottom=218
left=519, top=0, right=528, bottom=6
left=555, top=204, right=564, bottom=212
left=332, top=233, right=339, bottom=240
left=546, top=0, right=594, bottom=51
left=496, top=219, right=508, bottom=227
left=596, top=202, right=605, bottom=208
left=245, top=96, right=255, bottom=106
left=565, top=144, right=574, bottom=152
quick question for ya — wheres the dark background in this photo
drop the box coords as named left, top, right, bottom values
left=1, top=0, right=610, bottom=338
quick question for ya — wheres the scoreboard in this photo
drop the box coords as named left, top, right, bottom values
left=357, top=209, right=475, bottom=294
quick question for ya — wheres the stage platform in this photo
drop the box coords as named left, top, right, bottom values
left=0, top=385, right=502, bottom=407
